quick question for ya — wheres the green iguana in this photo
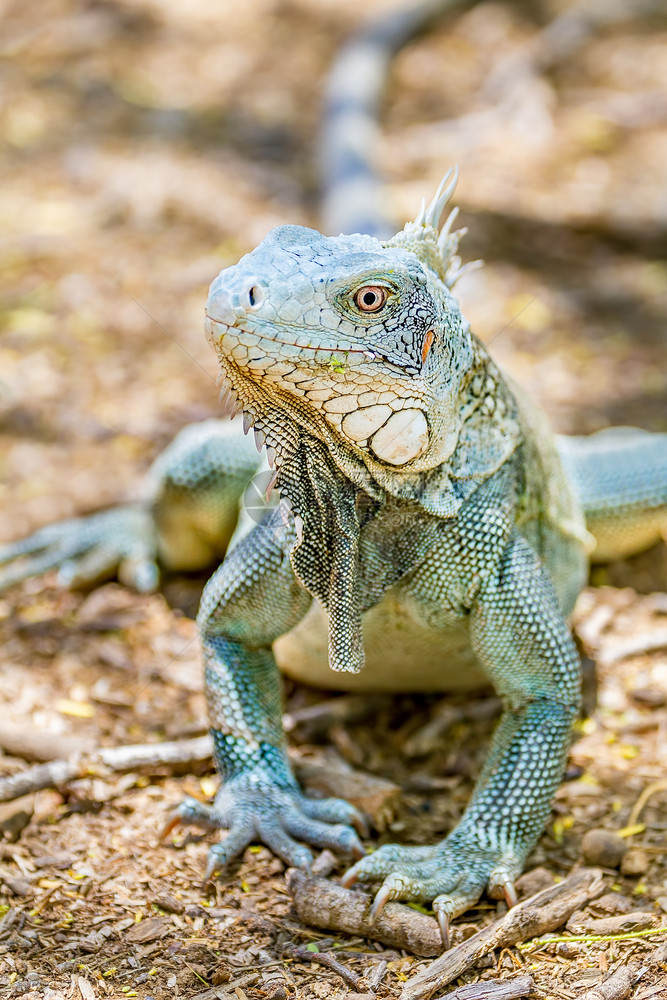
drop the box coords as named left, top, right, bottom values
left=1, top=3, right=666, bottom=950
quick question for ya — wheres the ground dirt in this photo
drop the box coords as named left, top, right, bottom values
left=1, top=1, right=666, bottom=998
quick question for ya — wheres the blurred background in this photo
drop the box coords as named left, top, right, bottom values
left=1, top=0, right=666, bottom=543
left=0, top=10, right=666, bottom=989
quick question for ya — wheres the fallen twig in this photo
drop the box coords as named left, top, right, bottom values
left=287, top=869, right=443, bottom=957
left=0, top=721, right=92, bottom=762
left=0, top=734, right=396, bottom=833
left=566, top=911, right=655, bottom=935
left=400, top=868, right=605, bottom=999
left=283, top=942, right=365, bottom=990
left=437, top=978, right=534, bottom=1000
left=628, top=779, right=667, bottom=828
left=599, top=629, right=667, bottom=666
left=0, top=735, right=213, bottom=802
left=366, top=959, right=388, bottom=990
left=403, top=697, right=500, bottom=758
left=283, top=695, right=388, bottom=739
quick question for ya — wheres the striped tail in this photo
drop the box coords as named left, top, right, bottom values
left=319, top=0, right=472, bottom=237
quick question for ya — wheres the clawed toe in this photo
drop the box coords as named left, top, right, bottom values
left=369, top=884, right=393, bottom=922
left=435, top=907, right=450, bottom=950
left=159, top=813, right=182, bottom=842
left=160, top=797, right=213, bottom=841
left=351, top=813, right=370, bottom=839
left=341, top=860, right=362, bottom=888
left=502, top=881, right=518, bottom=909
left=204, top=849, right=221, bottom=881
left=340, top=835, right=522, bottom=940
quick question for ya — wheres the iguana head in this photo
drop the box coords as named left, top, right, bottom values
left=205, top=170, right=506, bottom=500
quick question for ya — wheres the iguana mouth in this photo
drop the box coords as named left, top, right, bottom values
left=204, top=314, right=377, bottom=361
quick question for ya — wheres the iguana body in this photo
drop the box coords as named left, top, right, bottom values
left=2, top=179, right=666, bottom=940
left=193, top=198, right=666, bottom=934
left=2, top=1, right=667, bottom=946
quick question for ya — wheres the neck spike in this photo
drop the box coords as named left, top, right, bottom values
left=385, top=166, right=481, bottom=288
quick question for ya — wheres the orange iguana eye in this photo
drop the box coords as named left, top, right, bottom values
left=354, top=285, right=388, bottom=312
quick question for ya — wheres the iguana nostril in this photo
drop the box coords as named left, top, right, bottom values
left=248, top=285, right=264, bottom=309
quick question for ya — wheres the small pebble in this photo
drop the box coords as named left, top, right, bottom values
left=264, top=985, right=287, bottom=1000
left=580, top=828, right=626, bottom=868
left=620, top=848, right=649, bottom=876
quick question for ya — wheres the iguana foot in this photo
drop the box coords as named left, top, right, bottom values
left=0, top=505, right=159, bottom=592
left=342, top=834, right=521, bottom=947
left=165, top=772, right=367, bottom=876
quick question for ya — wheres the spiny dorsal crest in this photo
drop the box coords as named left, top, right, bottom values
left=386, top=167, right=482, bottom=287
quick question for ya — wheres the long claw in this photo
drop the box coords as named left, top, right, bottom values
left=351, top=813, right=370, bottom=839
left=502, top=881, right=518, bottom=909
left=351, top=839, right=366, bottom=860
left=159, top=813, right=182, bottom=841
left=340, top=864, right=360, bottom=889
left=436, top=909, right=450, bottom=950
left=369, top=884, right=392, bottom=922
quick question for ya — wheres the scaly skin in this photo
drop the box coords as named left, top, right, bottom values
left=2, top=179, right=666, bottom=943
left=176, top=178, right=596, bottom=930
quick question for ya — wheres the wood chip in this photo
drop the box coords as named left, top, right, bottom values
left=152, top=893, right=185, bottom=914
left=77, top=977, right=96, bottom=1000
left=434, top=977, right=534, bottom=1000
left=124, top=916, right=171, bottom=943
left=0, top=871, right=32, bottom=896
left=580, top=964, right=639, bottom=1000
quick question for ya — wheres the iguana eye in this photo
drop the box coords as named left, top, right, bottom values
left=354, top=285, right=388, bottom=312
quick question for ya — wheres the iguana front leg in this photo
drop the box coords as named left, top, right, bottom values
left=343, top=531, right=580, bottom=943
left=171, top=507, right=366, bottom=873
